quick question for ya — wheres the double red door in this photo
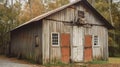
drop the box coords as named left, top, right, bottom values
left=61, top=34, right=92, bottom=62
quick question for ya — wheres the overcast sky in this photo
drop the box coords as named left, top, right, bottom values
left=114, top=0, right=120, bottom=2
left=70, top=0, right=75, bottom=2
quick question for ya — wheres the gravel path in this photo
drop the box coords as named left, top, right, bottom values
left=0, top=55, right=41, bottom=67
left=0, top=59, right=33, bottom=67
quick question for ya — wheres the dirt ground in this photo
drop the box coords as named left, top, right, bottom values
left=0, top=55, right=120, bottom=67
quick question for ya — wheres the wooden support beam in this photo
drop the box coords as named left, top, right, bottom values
left=45, top=19, right=72, bottom=23
left=44, top=19, right=105, bottom=27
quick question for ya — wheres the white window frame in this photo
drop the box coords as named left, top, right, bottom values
left=93, top=35, right=100, bottom=47
left=51, top=32, right=60, bottom=46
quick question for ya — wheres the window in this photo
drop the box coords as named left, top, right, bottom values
left=77, top=10, right=85, bottom=24
left=35, top=35, right=39, bottom=47
left=51, top=33, right=59, bottom=46
left=78, top=10, right=85, bottom=18
left=94, top=36, right=99, bottom=46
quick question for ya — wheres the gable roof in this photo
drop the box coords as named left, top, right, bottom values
left=11, top=0, right=114, bottom=32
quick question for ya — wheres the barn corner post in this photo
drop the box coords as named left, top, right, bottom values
left=8, top=31, right=12, bottom=57
left=106, top=30, right=109, bottom=61
left=103, top=28, right=109, bottom=61
left=42, top=19, right=50, bottom=64
left=105, top=28, right=109, bottom=61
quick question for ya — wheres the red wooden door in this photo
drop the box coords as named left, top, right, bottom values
left=84, top=35, right=92, bottom=62
left=61, top=33, right=70, bottom=63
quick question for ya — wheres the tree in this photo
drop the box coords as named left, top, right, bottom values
left=0, top=0, right=21, bottom=54
left=47, top=0, right=69, bottom=11
left=110, top=2, right=120, bottom=56
left=18, top=0, right=45, bottom=24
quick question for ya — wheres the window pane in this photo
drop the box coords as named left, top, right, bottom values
left=94, top=36, right=98, bottom=45
left=52, top=33, right=59, bottom=46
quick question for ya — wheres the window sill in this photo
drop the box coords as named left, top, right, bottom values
left=93, top=45, right=100, bottom=48
left=51, top=45, right=60, bottom=48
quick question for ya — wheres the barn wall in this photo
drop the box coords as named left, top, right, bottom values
left=11, top=21, right=42, bottom=64
left=42, top=8, right=74, bottom=63
left=85, top=26, right=108, bottom=60
left=42, top=2, right=109, bottom=63
left=76, top=3, right=108, bottom=60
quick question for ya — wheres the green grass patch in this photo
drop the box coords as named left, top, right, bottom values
left=88, top=60, right=108, bottom=64
left=44, top=61, right=66, bottom=66
left=44, top=61, right=74, bottom=66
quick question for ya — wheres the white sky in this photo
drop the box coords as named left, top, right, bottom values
left=70, top=0, right=75, bottom=2
left=114, top=0, right=120, bottom=2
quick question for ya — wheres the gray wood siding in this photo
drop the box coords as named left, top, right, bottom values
left=42, top=8, right=74, bottom=63
left=42, top=3, right=108, bottom=63
left=76, top=4, right=103, bottom=25
left=11, top=21, right=42, bottom=63
left=76, top=4, right=108, bottom=60
left=42, top=20, right=72, bottom=63
left=88, top=26, right=108, bottom=60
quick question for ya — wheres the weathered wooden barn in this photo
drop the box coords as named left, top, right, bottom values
left=10, top=0, right=113, bottom=64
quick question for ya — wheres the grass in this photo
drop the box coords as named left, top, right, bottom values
left=30, top=57, right=120, bottom=66
left=88, top=60, right=108, bottom=64
left=88, top=57, right=120, bottom=64
left=44, top=62, right=66, bottom=66
left=44, top=61, right=75, bottom=66
left=109, top=57, right=120, bottom=64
